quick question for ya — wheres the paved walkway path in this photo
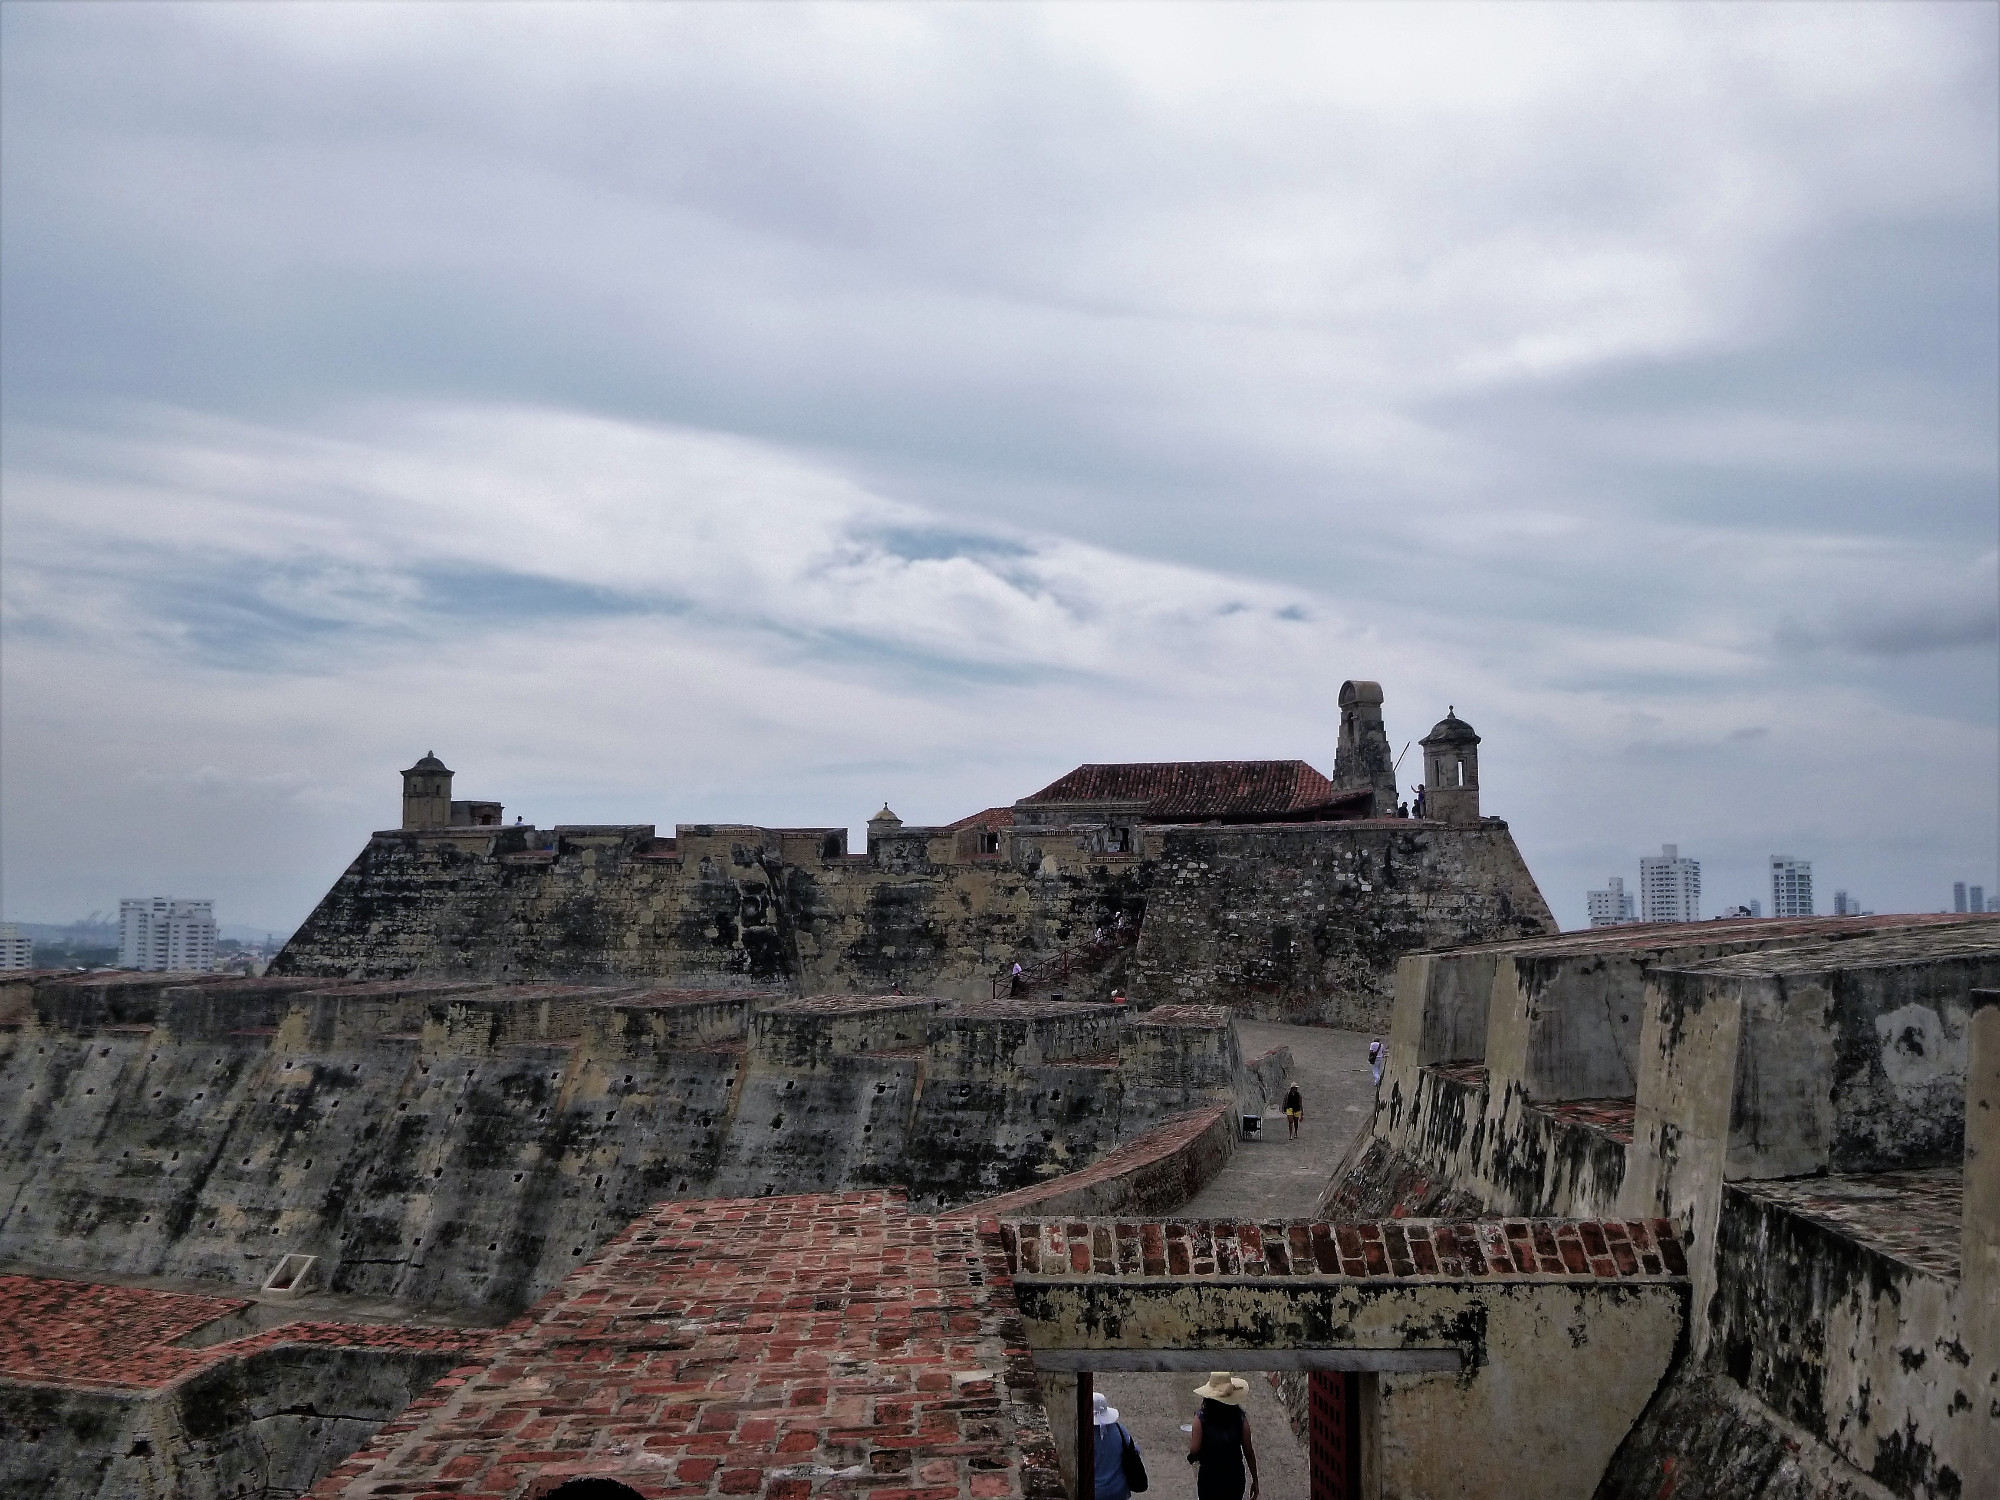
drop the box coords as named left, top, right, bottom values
left=1093, top=1023, right=1380, bottom=1500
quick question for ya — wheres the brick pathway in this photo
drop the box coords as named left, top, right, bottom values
left=307, top=1191, right=1064, bottom=1500
left=1096, top=1022, right=1376, bottom=1500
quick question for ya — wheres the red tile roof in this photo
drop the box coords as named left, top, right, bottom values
left=1018, top=761, right=1366, bottom=822
left=946, top=806, right=1016, bottom=832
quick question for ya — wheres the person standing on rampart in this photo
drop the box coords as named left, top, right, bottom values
left=1282, top=1083, right=1303, bottom=1139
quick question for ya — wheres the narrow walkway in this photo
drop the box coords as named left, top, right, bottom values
left=1094, top=1023, right=1380, bottom=1500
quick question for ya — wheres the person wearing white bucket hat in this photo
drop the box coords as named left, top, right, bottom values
left=1090, top=1390, right=1146, bottom=1500
left=1187, top=1373, right=1258, bottom=1500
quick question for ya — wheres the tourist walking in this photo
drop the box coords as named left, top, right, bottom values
left=1282, top=1083, right=1303, bottom=1139
left=1368, top=1038, right=1384, bottom=1086
left=1091, top=1392, right=1145, bottom=1500
left=1186, top=1373, right=1258, bottom=1500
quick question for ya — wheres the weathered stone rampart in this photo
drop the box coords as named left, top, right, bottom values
left=1322, top=915, right=2000, bottom=1500
left=0, top=1272, right=486, bottom=1500
left=0, top=972, right=1264, bottom=1319
left=271, top=813, right=1554, bottom=1031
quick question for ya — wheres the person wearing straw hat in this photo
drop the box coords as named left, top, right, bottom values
left=1186, top=1373, right=1258, bottom=1500
left=1090, top=1390, right=1145, bottom=1500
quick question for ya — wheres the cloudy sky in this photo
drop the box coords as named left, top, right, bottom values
left=2, top=2, right=1994, bottom=936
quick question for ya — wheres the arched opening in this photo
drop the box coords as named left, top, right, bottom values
left=540, top=1481, right=648, bottom=1500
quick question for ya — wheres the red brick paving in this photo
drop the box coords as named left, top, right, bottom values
left=1537, top=1097, right=1638, bottom=1144
left=999, top=1216, right=1686, bottom=1280
left=0, top=1273, right=489, bottom=1393
left=1734, top=1168, right=1963, bottom=1278
left=306, top=1191, right=1063, bottom=1500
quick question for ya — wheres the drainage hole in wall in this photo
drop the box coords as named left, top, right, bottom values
left=433, top=1168, right=443, bottom=1178
left=605, top=1111, right=616, bottom=1122
left=513, top=1173, right=524, bottom=1182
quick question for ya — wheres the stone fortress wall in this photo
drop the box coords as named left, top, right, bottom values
left=0, top=966, right=1293, bottom=1499
left=0, top=970, right=1277, bottom=1319
left=271, top=686, right=1556, bottom=1032
left=1320, top=913, right=2000, bottom=1500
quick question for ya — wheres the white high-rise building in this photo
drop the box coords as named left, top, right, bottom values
left=1770, top=858, right=1814, bottom=919
left=1639, top=844, right=1700, bottom=923
left=119, top=898, right=217, bottom=972
left=0, top=924, right=32, bottom=970
left=1586, top=876, right=1637, bottom=927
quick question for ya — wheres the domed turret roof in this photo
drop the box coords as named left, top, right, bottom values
left=1421, top=708, right=1479, bottom=745
left=404, top=751, right=452, bottom=774
left=869, top=803, right=902, bottom=824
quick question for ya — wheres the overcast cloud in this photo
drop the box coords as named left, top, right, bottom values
left=2, top=1, right=1994, bottom=934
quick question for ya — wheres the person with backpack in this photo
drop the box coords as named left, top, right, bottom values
left=1091, top=1391, right=1146, bottom=1500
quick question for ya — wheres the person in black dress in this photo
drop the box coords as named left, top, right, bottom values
left=1186, top=1372, right=1258, bottom=1500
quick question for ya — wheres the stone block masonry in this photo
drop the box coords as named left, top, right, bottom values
left=0, top=1272, right=487, bottom=1500
left=1324, top=914, right=2000, bottom=1500
left=0, top=973, right=1265, bottom=1317
left=272, top=809, right=1554, bottom=1031
left=1127, top=820, right=1551, bottom=1029
left=304, top=1191, right=1066, bottom=1500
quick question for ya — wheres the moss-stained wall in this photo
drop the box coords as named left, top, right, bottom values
left=270, top=817, right=1555, bottom=1028
left=0, top=976, right=1253, bottom=1317
left=1126, top=821, right=1552, bottom=1028
left=1710, top=1187, right=1981, bottom=1500
left=0, top=1343, right=466, bottom=1500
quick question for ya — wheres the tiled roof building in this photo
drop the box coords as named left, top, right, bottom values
left=1017, top=760, right=1370, bottom=823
